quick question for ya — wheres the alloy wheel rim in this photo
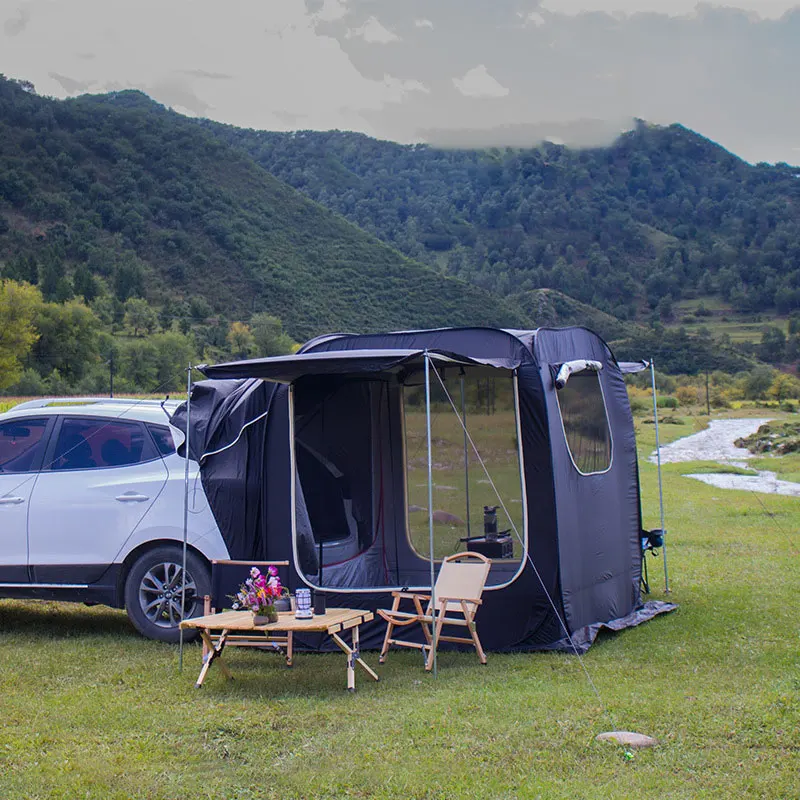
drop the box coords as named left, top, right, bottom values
left=139, top=561, right=198, bottom=628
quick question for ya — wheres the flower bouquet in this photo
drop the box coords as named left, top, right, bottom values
left=231, top=566, right=284, bottom=624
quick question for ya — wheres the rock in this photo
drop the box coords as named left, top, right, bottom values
left=596, top=731, right=658, bottom=748
left=408, top=505, right=427, bottom=513
left=432, top=510, right=466, bottom=527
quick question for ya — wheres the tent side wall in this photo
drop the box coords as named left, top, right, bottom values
left=532, top=328, right=642, bottom=635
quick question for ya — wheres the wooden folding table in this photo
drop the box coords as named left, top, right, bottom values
left=180, top=608, right=379, bottom=691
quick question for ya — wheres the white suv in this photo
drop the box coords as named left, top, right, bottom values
left=0, top=398, right=229, bottom=641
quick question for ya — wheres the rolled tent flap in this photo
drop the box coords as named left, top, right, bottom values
left=198, top=348, right=524, bottom=382
left=618, top=360, right=650, bottom=374
left=554, top=359, right=603, bottom=389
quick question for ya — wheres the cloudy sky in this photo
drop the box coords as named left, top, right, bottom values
left=1, top=0, right=799, bottom=163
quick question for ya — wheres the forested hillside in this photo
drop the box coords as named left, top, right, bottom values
left=0, top=75, right=529, bottom=393
left=0, top=74, right=790, bottom=393
left=0, top=77, right=530, bottom=371
left=211, top=124, right=800, bottom=322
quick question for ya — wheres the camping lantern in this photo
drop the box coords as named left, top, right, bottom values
left=295, top=588, right=312, bottom=619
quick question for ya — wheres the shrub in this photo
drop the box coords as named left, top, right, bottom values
left=676, top=385, right=699, bottom=406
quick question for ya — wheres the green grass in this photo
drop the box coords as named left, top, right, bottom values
left=0, top=413, right=799, bottom=798
left=405, top=407, right=524, bottom=560
left=671, top=298, right=789, bottom=344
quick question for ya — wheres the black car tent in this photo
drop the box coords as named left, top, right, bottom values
left=172, top=326, right=674, bottom=653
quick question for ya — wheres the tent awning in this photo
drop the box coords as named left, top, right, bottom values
left=198, top=348, right=522, bottom=383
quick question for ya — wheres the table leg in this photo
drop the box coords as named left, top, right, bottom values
left=352, top=625, right=379, bottom=682
left=195, top=629, right=233, bottom=689
left=331, top=631, right=356, bottom=691
left=286, top=631, right=293, bottom=667
left=331, top=625, right=379, bottom=691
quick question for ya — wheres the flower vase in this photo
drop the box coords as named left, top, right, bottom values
left=253, top=608, right=278, bottom=625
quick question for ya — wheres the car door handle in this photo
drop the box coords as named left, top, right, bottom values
left=0, top=496, right=24, bottom=505
left=115, top=493, right=150, bottom=503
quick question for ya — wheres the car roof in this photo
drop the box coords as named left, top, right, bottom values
left=0, top=398, right=182, bottom=426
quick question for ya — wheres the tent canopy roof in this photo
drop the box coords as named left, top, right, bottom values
left=199, top=348, right=523, bottom=383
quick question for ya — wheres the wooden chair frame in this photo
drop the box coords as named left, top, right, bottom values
left=377, top=552, right=491, bottom=671
left=200, top=560, right=293, bottom=665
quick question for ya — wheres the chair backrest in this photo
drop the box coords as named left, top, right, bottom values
left=433, top=552, right=491, bottom=605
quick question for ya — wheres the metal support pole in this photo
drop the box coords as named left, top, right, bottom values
left=650, top=359, right=670, bottom=594
left=424, top=353, right=437, bottom=676
left=460, top=374, right=471, bottom=538
left=179, top=364, right=192, bottom=669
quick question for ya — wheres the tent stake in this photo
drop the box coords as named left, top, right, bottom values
left=650, top=359, right=670, bottom=594
left=179, top=363, right=193, bottom=670
left=424, top=352, right=437, bottom=677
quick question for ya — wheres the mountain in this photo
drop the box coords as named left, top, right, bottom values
left=0, top=75, right=781, bottom=378
left=206, top=122, right=800, bottom=322
left=0, top=76, right=527, bottom=342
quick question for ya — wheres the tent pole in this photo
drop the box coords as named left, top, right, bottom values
left=460, top=374, right=471, bottom=538
left=650, top=358, right=670, bottom=594
left=424, top=352, right=437, bottom=677
left=179, top=363, right=192, bottom=670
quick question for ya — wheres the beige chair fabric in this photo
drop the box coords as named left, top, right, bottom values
left=377, top=551, right=491, bottom=670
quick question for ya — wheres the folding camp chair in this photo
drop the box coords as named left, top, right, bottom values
left=200, top=560, right=293, bottom=663
left=377, top=552, right=491, bottom=671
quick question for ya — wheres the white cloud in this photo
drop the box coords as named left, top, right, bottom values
left=527, top=12, right=546, bottom=26
left=453, top=65, right=510, bottom=98
left=538, top=0, right=797, bottom=18
left=382, top=75, right=429, bottom=100
left=414, top=18, right=434, bottom=29
left=0, top=0, right=416, bottom=133
left=314, top=0, right=349, bottom=23
left=346, top=16, right=400, bottom=43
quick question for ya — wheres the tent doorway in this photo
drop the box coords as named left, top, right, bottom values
left=290, top=367, right=527, bottom=592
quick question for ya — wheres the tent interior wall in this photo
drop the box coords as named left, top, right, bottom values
left=172, top=326, right=674, bottom=653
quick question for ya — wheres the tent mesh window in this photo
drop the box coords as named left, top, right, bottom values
left=402, top=371, right=524, bottom=576
left=556, top=372, right=612, bottom=475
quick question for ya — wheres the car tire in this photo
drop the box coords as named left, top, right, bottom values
left=124, top=545, right=211, bottom=643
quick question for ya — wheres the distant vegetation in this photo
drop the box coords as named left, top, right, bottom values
left=210, top=123, right=800, bottom=323
left=3, top=73, right=799, bottom=392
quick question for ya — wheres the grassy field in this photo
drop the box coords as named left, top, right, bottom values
left=1, top=413, right=799, bottom=798
left=405, top=407, right=524, bottom=560
left=671, top=298, right=789, bottom=344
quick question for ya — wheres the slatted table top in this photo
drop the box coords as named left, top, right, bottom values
left=180, top=608, right=373, bottom=635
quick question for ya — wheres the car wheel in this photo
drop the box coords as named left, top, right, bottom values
left=124, top=546, right=210, bottom=643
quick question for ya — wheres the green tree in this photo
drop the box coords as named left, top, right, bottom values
left=118, top=338, right=158, bottom=390
left=0, top=279, right=42, bottom=390
left=758, top=326, right=786, bottom=363
left=31, top=300, right=101, bottom=381
left=768, top=372, right=800, bottom=402
left=226, top=321, right=255, bottom=359
left=150, top=331, right=195, bottom=391
left=124, top=297, right=158, bottom=336
left=742, top=367, right=775, bottom=400
left=251, top=313, right=295, bottom=357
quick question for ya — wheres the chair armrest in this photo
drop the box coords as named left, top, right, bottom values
left=378, top=609, right=430, bottom=626
left=391, top=591, right=431, bottom=601
left=436, top=596, right=482, bottom=606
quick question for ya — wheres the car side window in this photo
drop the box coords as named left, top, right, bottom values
left=147, top=424, right=176, bottom=457
left=0, top=418, right=49, bottom=474
left=51, top=418, right=158, bottom=471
